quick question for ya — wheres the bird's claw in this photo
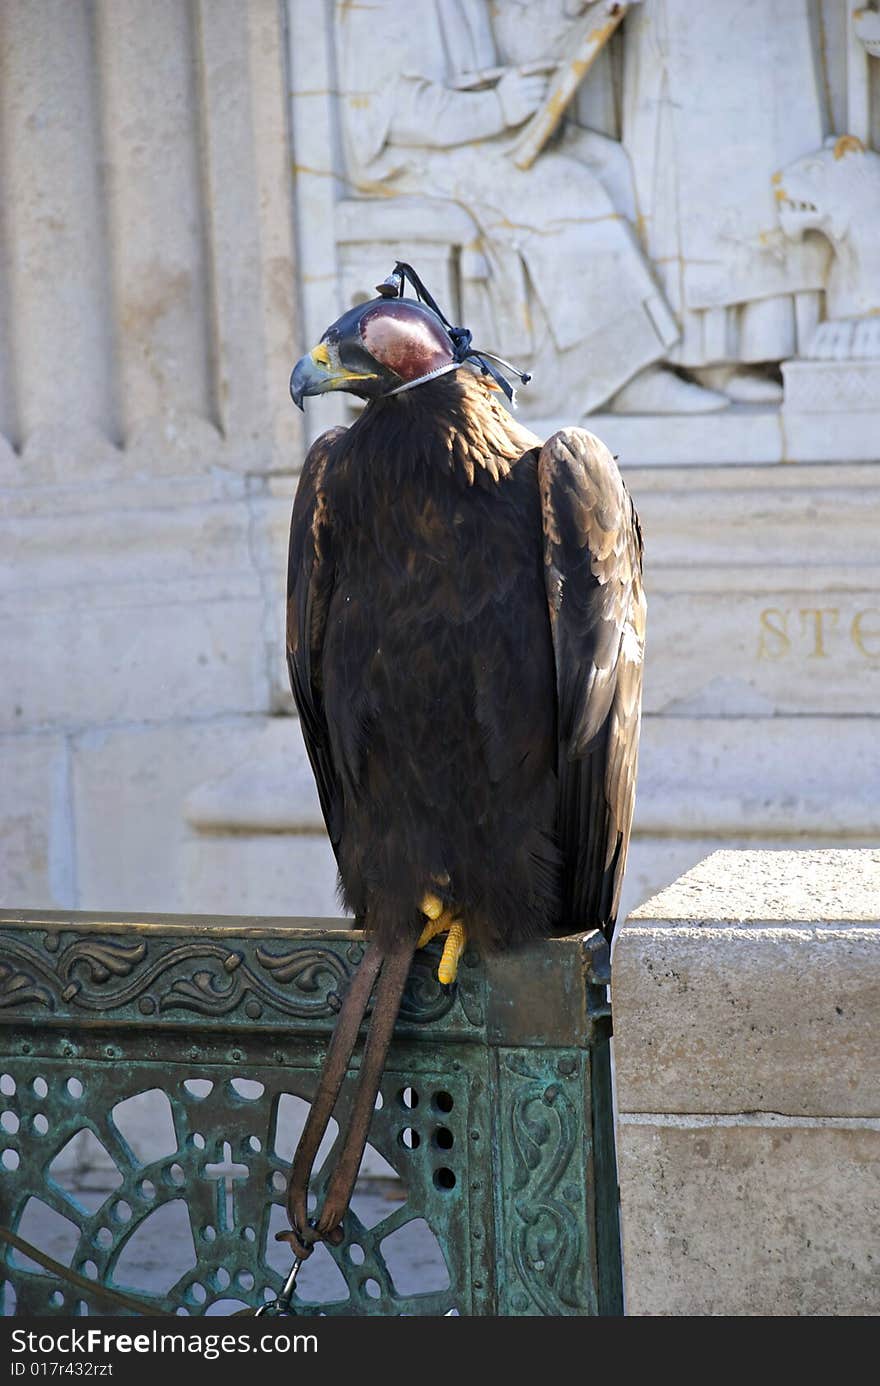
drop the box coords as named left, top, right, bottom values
left=420, top=892, right=445, bottom=921
left=417, top=899, right=467, bottom=985
left=437, top=922, right=466, bottom=985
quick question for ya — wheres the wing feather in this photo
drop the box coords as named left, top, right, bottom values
left=538, top=428, right=646, bottom=939
left=286, top=426, right=346, bottom=858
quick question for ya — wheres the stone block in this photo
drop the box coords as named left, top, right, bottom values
left=560, top=408, right=785, bottom=466
left=631, top=461, right=880, bottom=572
left=0, top=491, right=255, bottom=592
left=782, top=355, right=880, bottom=462
left=614, top=849, right=880, bottom=1313
left=619, top=838, right=720, bottom=926
left=0, top=734, right=73, bottom=909
left=180, top=717, right=342, bottom=918
left=620, top=833, right=880, bottom=941
left=624, top=847, right=880, bottom=928
left=614, top=850, right=880, bottom=1117
left=642, top=589, right=880, bottom=716
left=1, top=596, right=269, bottom=733
left=618, top=1118, right=880, bottom=1316
left=180, top=835, right=342, bottom=921
left=72, top=716, right=340, bottom=918
left=782, top=408, right=880, bottom=464
left=182, top=737, right=325, bottom=835
left=0, top=482, right=273, bottom=732
left=576, top=401, right=880, bottom=466
left=633, top=715, right=880, bottom=836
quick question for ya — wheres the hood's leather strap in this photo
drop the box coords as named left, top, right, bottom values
left=386, top=260, right=531, bottom=405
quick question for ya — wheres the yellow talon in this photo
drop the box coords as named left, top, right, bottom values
left=417, top=908, right=453, bottom=950
left=438, top=922, right=466, bottom=986
left=420, top=892, right=444, bottom=921
left=416, top=897, right=468, bottom=986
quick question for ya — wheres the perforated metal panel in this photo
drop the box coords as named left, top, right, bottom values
left=0, top=911, right=622, bottom=1317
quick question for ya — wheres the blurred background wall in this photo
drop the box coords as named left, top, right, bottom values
left=2, top=0, right=879, bottom=928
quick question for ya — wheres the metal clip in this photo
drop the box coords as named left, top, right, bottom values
left=255, top=1255, right=303, bottom=1317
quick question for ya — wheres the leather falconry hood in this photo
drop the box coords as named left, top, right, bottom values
left=290, top=261, right=531, bottom=408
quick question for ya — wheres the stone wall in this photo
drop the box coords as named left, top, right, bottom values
left=2, top=0, right=879, bottom=936
left=0, top=0, right=331, bottom=919
left=613, top=850, right=880, bottom=1316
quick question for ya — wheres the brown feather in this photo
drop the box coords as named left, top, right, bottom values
left=537, top=427, right=645, bottom=938
left=287, top=376, right=643, bottom=950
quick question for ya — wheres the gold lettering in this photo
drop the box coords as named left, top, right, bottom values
left=799, top=607, right=839, bottom=658
left=757, top=607, right=790, bottom=658
left=852, top=609, right=880, bottom=659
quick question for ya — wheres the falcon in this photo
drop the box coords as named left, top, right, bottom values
left=279, top=264, right=645, bottom=1268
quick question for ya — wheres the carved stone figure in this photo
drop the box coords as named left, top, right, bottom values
left=489, top=0, right=728, bottom=413
left=333, top=0, right=880, bottom=420
left=335, top=0, right=718, bottom=418
left=776, top=136, right=880, bottom=360
left=619, top=0, right=831, bottom=405
left=854, top=7, right=880, bottom=58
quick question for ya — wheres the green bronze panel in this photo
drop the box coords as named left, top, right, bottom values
left=0, top=912, right=621, bottom=1317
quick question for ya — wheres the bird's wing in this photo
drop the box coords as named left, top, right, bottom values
left=286, top=426, right=347, bottom=860
left=538, top=428, right=646, bottom=940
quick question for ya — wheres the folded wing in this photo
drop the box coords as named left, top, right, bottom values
left=286, top=427, right=346, bottom=860
left=538, top=428, right=646, bottom=940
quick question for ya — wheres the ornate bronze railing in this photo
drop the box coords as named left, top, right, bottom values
left=0, top=910, right=622, bottom=1317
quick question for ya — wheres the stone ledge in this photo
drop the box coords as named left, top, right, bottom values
left=68, top=718, right=342, bottom=920
left=179, top=721, right=880, bottom=839
left=625, top=848, right=880, bottom=922
left=613, top=850, right=880, bottom=1117
left=535, top=407, right=785, bottom=465
left=635, top=720, right=880, bottom=834
left=183, top=754, right=325, bottom=834
left=529, top=407, right=880, bottom=465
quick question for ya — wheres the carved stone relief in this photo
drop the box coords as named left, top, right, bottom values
left=299, top=0, right=880, bottom=443
left=776, top=136, right=880, bottom=358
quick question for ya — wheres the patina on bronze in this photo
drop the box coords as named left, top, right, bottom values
left=0, top=909, right=621, bottom=1317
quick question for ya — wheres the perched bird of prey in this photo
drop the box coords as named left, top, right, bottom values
left=280, top=264, right=645, bottom=1268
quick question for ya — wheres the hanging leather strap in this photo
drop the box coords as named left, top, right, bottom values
left=284, top=941, right=383, bottom=1250
left=309, top=942, right=415, bottom=1239
left=278, top=939, right=417, bottom=1262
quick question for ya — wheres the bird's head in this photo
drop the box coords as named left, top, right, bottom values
left=289, top=294, right=457, bottom=409
left=290, top=262, right=531, bottom=410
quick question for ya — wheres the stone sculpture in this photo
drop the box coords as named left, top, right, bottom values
left=618, top=0, right=833, bottom=407
left=776, top=137, right=880, bottom=361
left=335, top=0, right=699, bottom=419
left=336, top=0, right=880, bottom=419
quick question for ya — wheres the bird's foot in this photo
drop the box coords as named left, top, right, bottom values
left=420, top=892, right=445, bottom=923
left=418, top=896, right=467, bottom=986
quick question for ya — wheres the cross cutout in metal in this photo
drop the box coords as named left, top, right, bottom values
left=205, top=1140, right=249, bottom=1230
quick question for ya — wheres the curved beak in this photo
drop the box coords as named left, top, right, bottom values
left=290, top=347, right=335, bottom=410
left=289, top=342, right=379, bottom=410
